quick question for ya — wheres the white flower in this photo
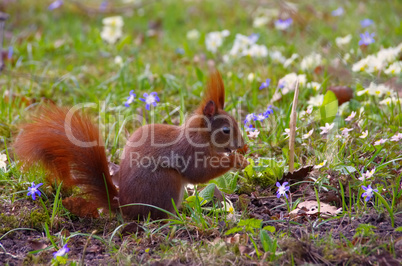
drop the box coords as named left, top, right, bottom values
left=335, top=34, right=352, bottom=47
left=102, top=16, right=124, bottom=28
left=358, top=168, right=375, bottom=181
left=253, top=16, right=269, bottom=28
left=300, top=106, right=313, bottom=118
left=248, top=129, right=260, bottom=139
left=307, top=94, right=324, bottom=107
left=114, top=56, right=123, bottom=67
left=221, top=30, right=230, bottom=37
left=247, top=73, right=255, bottom=82
left=314, top=160, right=327, bottom=169
left=359, top=130, right=368, bottom=139
left=343, top=53, right=351, bottom=63
left=384, top=61, right=402, bottom=75
left=228, top=34, right=251, bottom=58
left=352, top=44, right=401, bottom=74
left=320, top=123, right=335, bottom=135
left=0, top=153, right=7, bottom=171
left=345, top=111, right=356, bottom=122
left=101, top=26, right=123, bottom=44
left=277, top=73, right=306, bottom=94
left=379, top=97, right=400, bottom=105
left=341, top=128, right=353, bottom=137
left=186, top=29, right=200, bottom=40
left=377, top=46, right=400, bottom=63
left=220, top=200, right=235, bottom=214
left=300, top=52, right=322, bottom=71
left=302, top=129, right=314, bottom=139
left=306, top=82, right=321, bottom=91
left=352, top=55, right=385, bottom=73
left=357, top=83, right=393, bottom=97
left=205, top=30, right=230, bottom=53
left=243, top=44, right=268, bottom=58
left=390, top=133, right=402, bottom=142
left=374, top=138, right=387, bottom=146
left=227, top=34, right=267, bottom=59
left=269, top=50, right=286, bottom=64
left=100, top=16, right=124, bottom=44
left=283, top=127, right=298, bottom=138
left=283, top=53, right=299, bottom=68
left=283, top=128, right=290, bottom=138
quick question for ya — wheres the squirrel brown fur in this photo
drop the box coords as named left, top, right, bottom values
left=14, top=71, right=249, bottom=219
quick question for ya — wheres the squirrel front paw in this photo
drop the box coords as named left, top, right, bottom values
left=231, top=153, right=249, bottom=169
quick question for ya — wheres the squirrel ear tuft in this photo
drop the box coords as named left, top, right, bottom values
left=206, top=70, right=225, bottom=109
left=203, top=100, right=216, bottom=117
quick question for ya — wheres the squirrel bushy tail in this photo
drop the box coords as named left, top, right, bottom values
left=14, top=105, right=118, bottom=210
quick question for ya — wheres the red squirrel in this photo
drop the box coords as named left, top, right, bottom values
left=14, top=71, right=249, bottom=219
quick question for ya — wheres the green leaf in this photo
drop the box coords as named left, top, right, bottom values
left=260, top=229, right=272, bottom=252
left=225, top=226, right=243, bottom=235
left=185, top=195, right=207, bottom=208
left=395, top=227, right=402, bottom=232
left=237, top=218, right=262, bottom=229
left=210, top=173, right=238, bottom=194
left=334, top=165, right=357, bottom=175
left=320, top=90, right=338, bottom=123
left=199, top=183, right=216, bottom=202
left=116, top=35, right=132, bottom=51
left=262, top=225, right=276, bottom=233
left=195, top=67, right=204, bottom=81
left=244, top=159, right=256, bottom=178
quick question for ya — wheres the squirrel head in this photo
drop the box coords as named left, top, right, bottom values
left=193, top=71, right=245, bottom=153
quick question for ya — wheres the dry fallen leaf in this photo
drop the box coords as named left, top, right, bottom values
left=239, top=245, right=254, bottom=256
left=225, top=233, right=249, bottom=245
left=282, top=165, right=314, bottom=182
left=28, top=240, right=48, bottom=250
left=289, top=200, right=342, bottom=218
left=327, top=86, right=354, bottom=105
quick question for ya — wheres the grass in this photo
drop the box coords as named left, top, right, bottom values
left=1, top=0, right=402, bottom=264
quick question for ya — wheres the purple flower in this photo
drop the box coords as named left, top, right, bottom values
left=278, top=79, right=285, bottom=89
left=259, top=78, right=271, bottom=90
left=276, top=182, right=290, bottom=198
left=124, top=90, right=136, bottom=107
left=360, top=19, right=374, bottom=28
left=244, top=113, right=257, bottom=124
left=331, top=7, right=344, bottom=16
left=248, top=33, right=259, bottom=44
left=27, top=182, right=43, bottom=200
left=264, top=105, right=274, bottom=117
left=275, top=18, right=293, bottom=30
left=99, top=1, right=108, bottom=12
left=175, top=48, right=185, bottom=55
left=245, top=124, right=255, bottom=132
left=53, top=244, right=70, bottom=258
left=358, top=32, right=375, bottom=46
left=361, top=185, right=378, bottom=202
left=140, top=92, right=160, bottom=110
left=7, top=46, right=13, bottom=59
left=254, top=113, right=268, bottom=121
left=48, top=0, right=63, bottom=10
